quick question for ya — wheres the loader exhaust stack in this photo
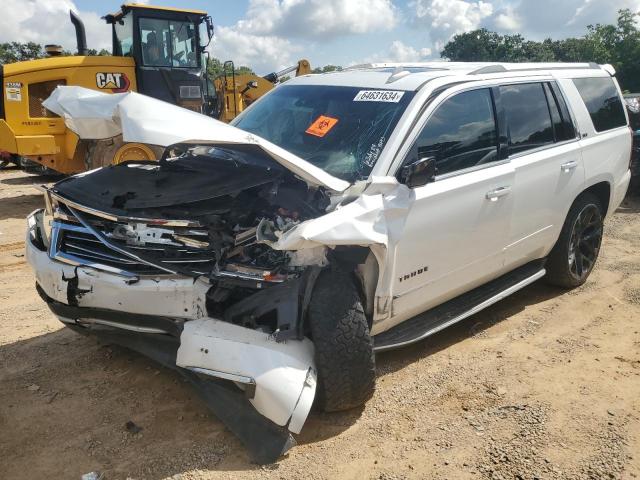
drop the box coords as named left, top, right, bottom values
left=69, top=10, right=88, bottom=56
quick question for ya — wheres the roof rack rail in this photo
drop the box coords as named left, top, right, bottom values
left=468, top=65, right=507, bottom=75
left=468, top=62, right=603, bottom=75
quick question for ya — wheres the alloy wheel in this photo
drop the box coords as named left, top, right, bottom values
left=568, top=203, right=603, bottom=281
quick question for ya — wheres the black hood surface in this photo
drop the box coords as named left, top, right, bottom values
left=53, top=145, right=286, bottom=216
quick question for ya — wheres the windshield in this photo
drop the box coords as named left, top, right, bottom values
left=232, top=85, right=414, bottom=182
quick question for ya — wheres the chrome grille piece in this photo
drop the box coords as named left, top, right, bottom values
left=48, top=198, right=216, bottom=277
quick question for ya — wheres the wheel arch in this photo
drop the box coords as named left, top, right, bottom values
left=326, top=246, right=380, bottom=329
left=582, top=180, right=611, bottom=216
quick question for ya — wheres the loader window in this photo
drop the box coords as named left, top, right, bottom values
left=140, top=17, right=198, bottom=68
left=114, top=14, right=133, bottom=56
left=170, top=21, right=198, bottom=68
left=29, top=80, right=66, bottom=118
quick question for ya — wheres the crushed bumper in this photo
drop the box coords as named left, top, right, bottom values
left=27, top=210, right=317, bottom=462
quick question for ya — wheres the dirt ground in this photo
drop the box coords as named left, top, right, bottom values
left=0, top=167, right=639, bottom=480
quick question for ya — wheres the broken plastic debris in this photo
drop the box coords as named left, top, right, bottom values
left=176, top=318, right=317, bottom=434
left=81, top=472, right=104, bottom=480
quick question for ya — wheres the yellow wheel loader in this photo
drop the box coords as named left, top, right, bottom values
left=213, top=60, right=311, bottom=123
left=0, top=4, right=216, bottom=174
left=0, top=4, right=312, bottom=175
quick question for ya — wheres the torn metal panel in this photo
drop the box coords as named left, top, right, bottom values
left=177, top=318, right=317, bottom=434
left=262, top=176, right=416, bottom=320
left=267, top=177, right=414, bottom=250
left=43, top=86, right=349, bottom=192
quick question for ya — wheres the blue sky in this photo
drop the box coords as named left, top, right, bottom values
left=1, top=0, right=639, bottom=74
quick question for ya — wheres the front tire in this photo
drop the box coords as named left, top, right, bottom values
left=545, top=192, right=604, bottom=288
left=308, top=269, right=375, bottom=412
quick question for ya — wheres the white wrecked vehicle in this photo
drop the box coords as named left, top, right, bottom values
left=27, top=63, right=631, bottom=461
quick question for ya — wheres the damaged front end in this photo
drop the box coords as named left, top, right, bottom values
left=26, top=144, right=339, bottom=461
left=28, top=85, right=418, bottom=462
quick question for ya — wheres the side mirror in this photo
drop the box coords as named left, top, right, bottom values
left=205, top=16, right=214, bottom=45
left=399, top=156, right=437, bottom=188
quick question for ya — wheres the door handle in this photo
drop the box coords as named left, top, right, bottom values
left=561, top=160, right=578, bottom=172
left=485, top=186, right=511, bottom=201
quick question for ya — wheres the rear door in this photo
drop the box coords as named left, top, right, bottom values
left=389, top=87, right=515, bottom=325
left=501, top=81, right=585, bottom=268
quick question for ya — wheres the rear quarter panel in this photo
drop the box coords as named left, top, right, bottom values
left=557, top=76, right=632, bottom=217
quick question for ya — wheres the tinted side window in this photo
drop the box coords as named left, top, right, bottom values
left=544, top=83, right=576, bottom=142
left=500, top=83, right=554, bottom=154
left=414, top=88, right=498, bottom=176
left=573, top=77, right=627, bottom=132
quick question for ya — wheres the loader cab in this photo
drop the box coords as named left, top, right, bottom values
left=105, top=4, right=214, bottom=112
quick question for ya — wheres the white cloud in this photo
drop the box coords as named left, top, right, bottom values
left=210, top=0, right=400, bottom=73
left=356, top=40, right=433, bottom=65
left=494, top=6, right=521, bottom=31
left=514, top=0, right=640, bottom=39
left=387, top=40, right=433, bottom=62
left=210, top=26, right=299, bottom=73
left=411, top=0, right=494, bottom=48
left=237, top=0, right=399, bottom=38
left=0, top=0, right=111, bottom=52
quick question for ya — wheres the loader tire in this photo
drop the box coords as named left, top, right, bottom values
left=86, top=135, right=164, bottom=169
left=308, top=269, right=375, bottom=412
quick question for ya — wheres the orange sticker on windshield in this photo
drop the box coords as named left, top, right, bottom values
left=305, top=115, right=338, bottom=137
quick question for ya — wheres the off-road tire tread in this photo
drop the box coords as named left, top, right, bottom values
left=308, top=269, right=375, bottom=412
left=545, top=192, right=603, bottom=289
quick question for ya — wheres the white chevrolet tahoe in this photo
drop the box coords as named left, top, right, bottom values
left=26, top=62, right=632, bottom=461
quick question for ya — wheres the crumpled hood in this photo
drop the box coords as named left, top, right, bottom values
left=43, top=86, right=350, bottom=193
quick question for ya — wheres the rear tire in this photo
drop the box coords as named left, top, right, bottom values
left=545, top=192, right=604, bottom=288
left=308, top=269, right=375, bottom=412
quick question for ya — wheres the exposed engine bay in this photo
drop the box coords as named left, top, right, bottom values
left=44, top=144, right=342, bottom=340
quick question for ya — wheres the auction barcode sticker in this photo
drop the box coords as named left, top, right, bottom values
left=353, top=90, right=405, bottom=103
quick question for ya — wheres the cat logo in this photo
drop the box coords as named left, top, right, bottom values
left=95, top=72, right=130, bottom=93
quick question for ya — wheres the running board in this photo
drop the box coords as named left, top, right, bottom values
left=373, top=260, right=546, bottom=352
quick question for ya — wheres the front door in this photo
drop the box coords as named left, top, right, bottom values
left=389, top=87, right=515, bottom=327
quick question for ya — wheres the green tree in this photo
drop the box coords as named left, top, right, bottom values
left=0, top=42, right=44, bottom=63
left=206, top=56, right=255, bottom=78
left=312, top=64, right=343, bottom=74
left=87, top=48, right=111, bottom=56
left=440, top=9, right=640, bottom=91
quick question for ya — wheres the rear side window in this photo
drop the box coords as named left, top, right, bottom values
left=500, top=83, right=554, bottom=154
left=573, top=77, right=627, bottom=132
left=413, top=88, right=498, bottom=176
left=544, top=83, right=576, bottom=142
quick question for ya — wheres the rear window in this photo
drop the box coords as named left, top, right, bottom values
left=573, top=77, right=627, bottom=132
